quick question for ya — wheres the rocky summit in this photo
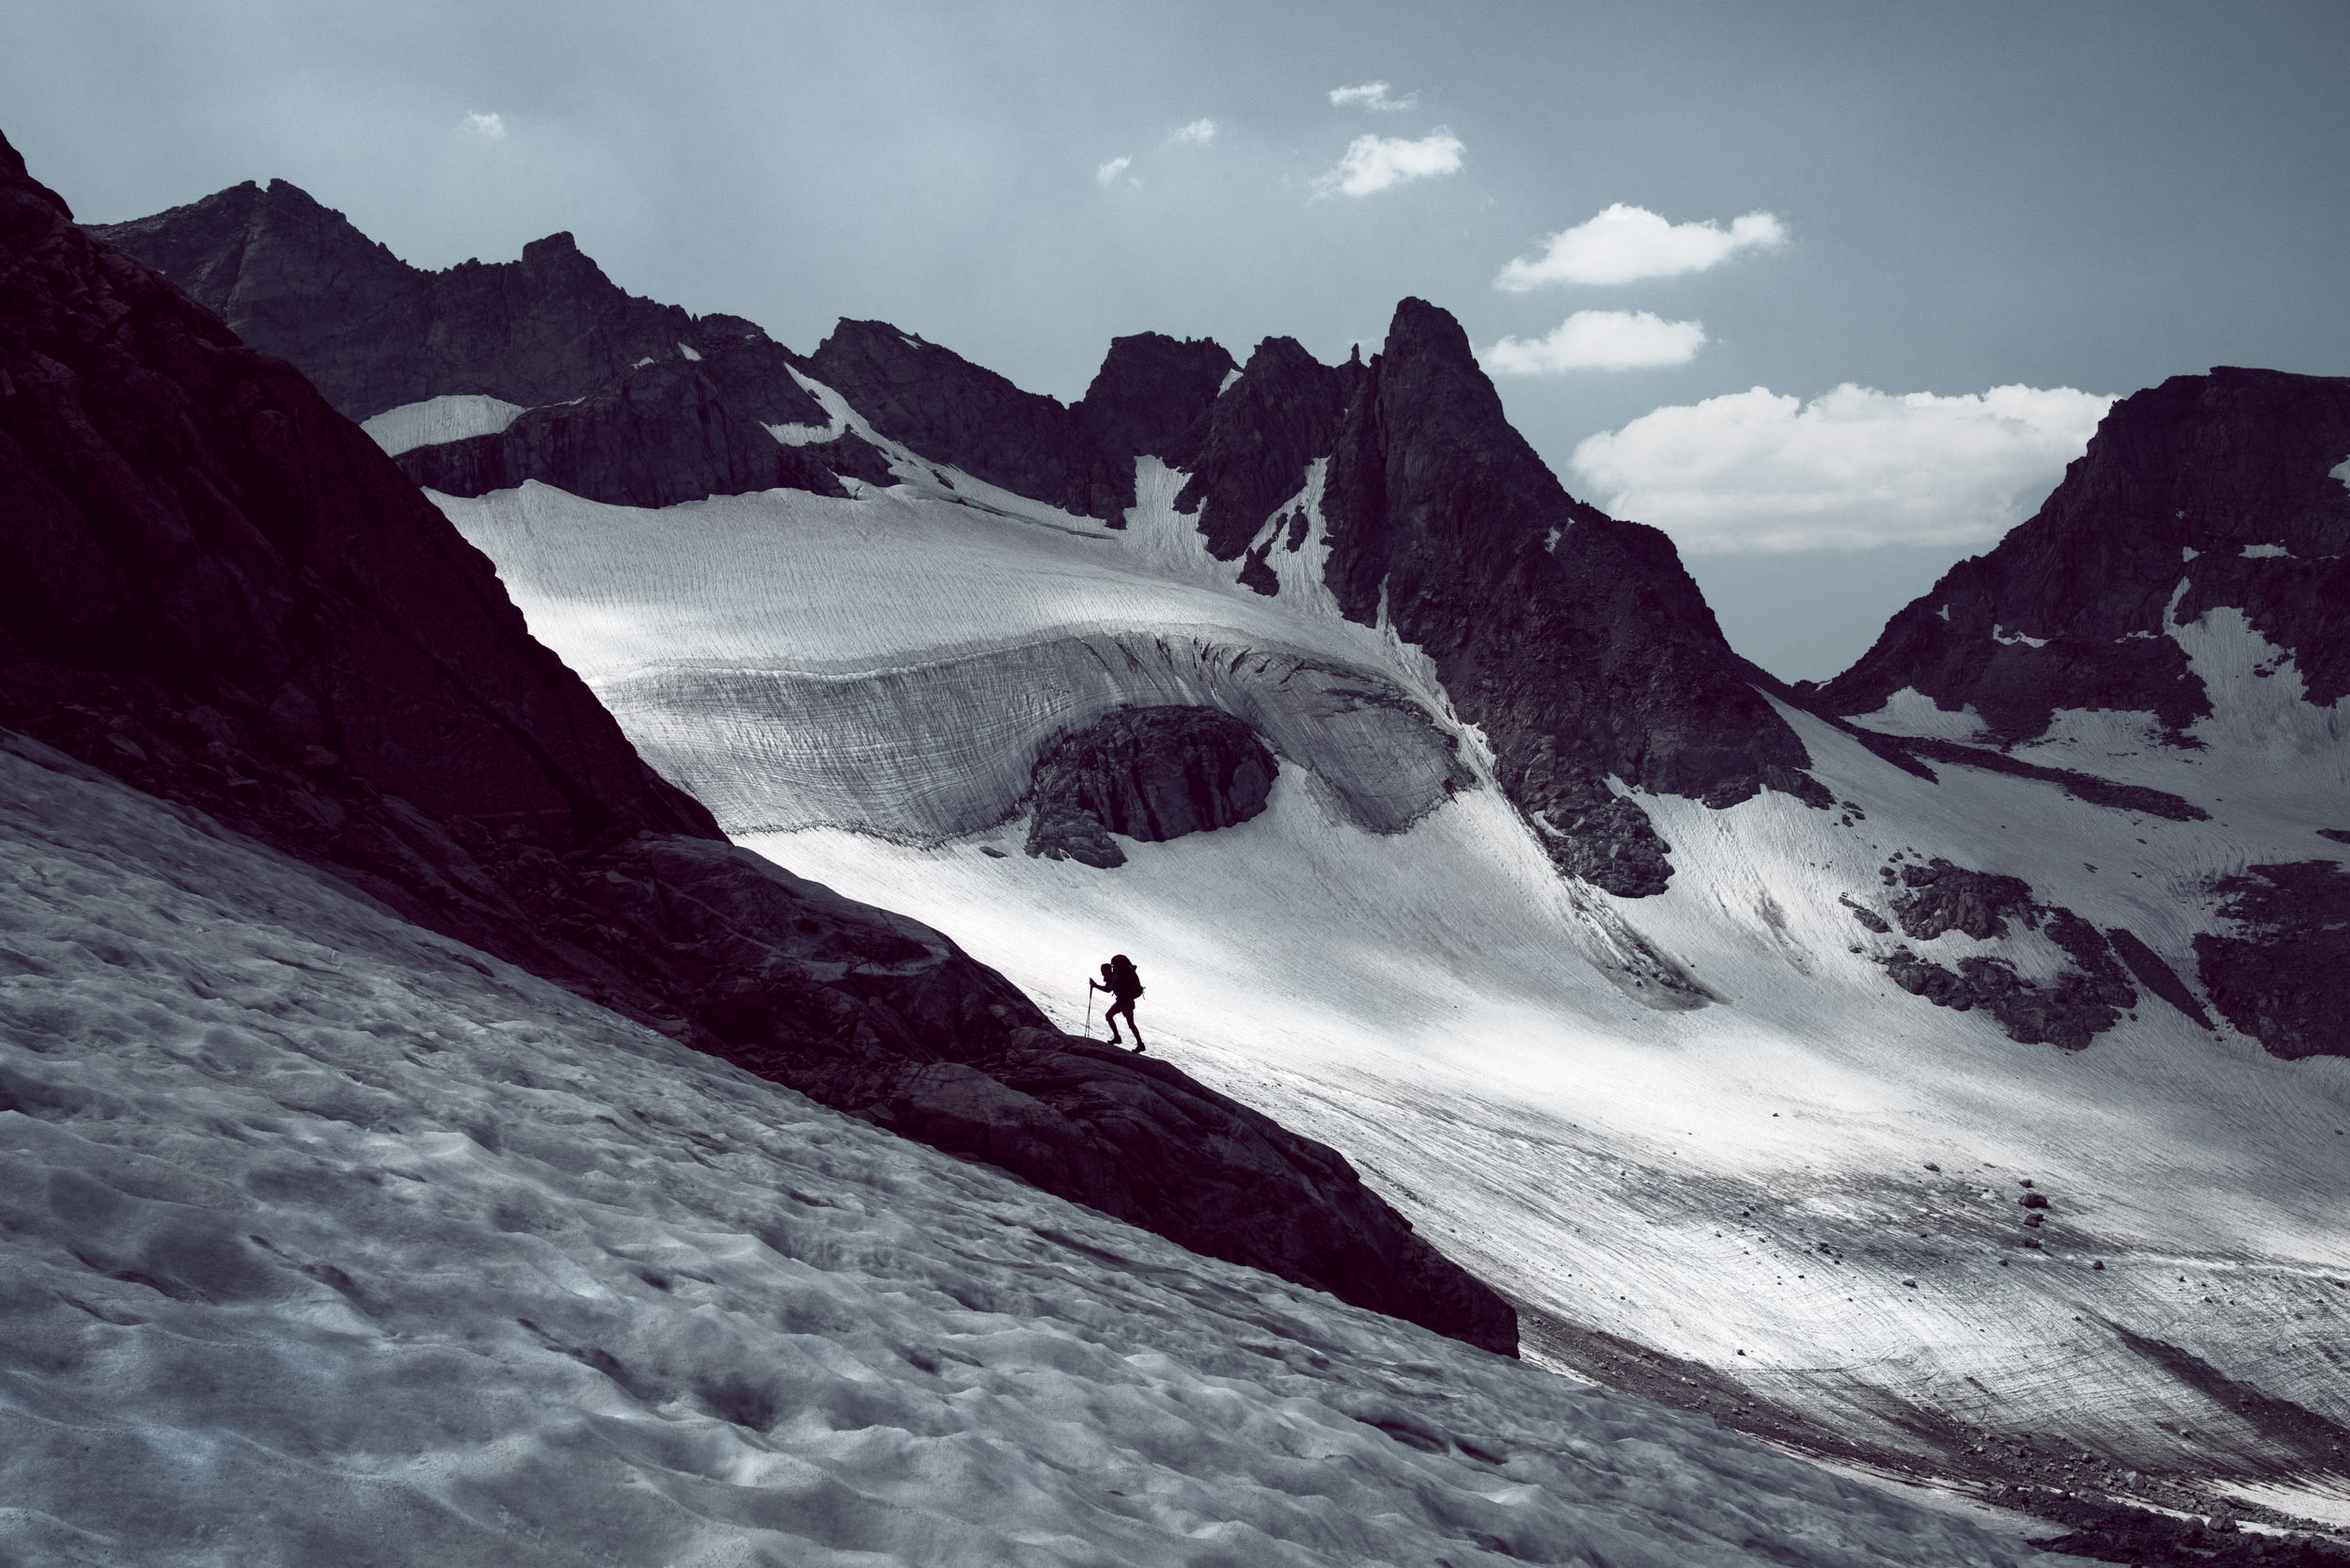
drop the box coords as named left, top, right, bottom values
left=1818, top=367, right=2350, bottom=742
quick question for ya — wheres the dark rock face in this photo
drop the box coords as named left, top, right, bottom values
left=808, top=320, right=1136, bottom=520
left=1320, top=299, right=1824, bottom=895
left=397, top=358, right=854, bottom=508
left=1026, top=707, right=1277, bottom=869
left=1889, top=858, right=2037, bottom=942
left=1881, top=946, right=2132, bottom=1052
left=82, top=179, right=881, bottom=502
left=1073, top=331, right=1236, bottom=476
left=1174, top=337, right=1365, bottom=558
left=1, top=133, right=1516, bottom=1356
left=1820, top=368, right=2350, bottom=741
left=2194, top=861, right=2350, bottom=1059
left=1875, top=862, right=2138, bottom=1049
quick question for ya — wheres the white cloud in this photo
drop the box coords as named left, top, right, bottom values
left=1570, top=384, right=2115, bottom=552
left=1314, top=129, right=1464, bottom=197
left=459, top=112, right=507, bottom=140
left=1094, top=155, right=1133, bottom=186
left=1483, top=310, right=1706, bottom=374
left=1169, top=118, right=1218, bottom=144
left=1496, top=204, right=1787, bottom=290
left=1329, top=82, right=1418, bottom=112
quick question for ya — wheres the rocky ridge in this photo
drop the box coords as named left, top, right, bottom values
left=86, top=178, right=885, bottom=508
left=1813, top=368, right=2350, bottom=1059
left=4, top=131, right=1515, bottom=1356
left=1818, top=368, right=2350, bottom=741
left=102, top=184, right=1830, bottom=899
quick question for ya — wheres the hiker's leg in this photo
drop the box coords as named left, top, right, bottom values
left=1104, top=999, right=1129, bottom=1042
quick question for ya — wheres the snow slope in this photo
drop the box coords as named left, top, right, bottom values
left=0, top=733, right=2058, bottom=1567
left=434, top=463, right=2350, bottom=1519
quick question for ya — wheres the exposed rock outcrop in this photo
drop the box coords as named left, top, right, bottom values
left=1175, top=337, right=1365, bottom=558
left=396, top=358, right=853, bottom=508
left=2194, top=860, right=2350, bottom=1059
left=1320, top=300, right=1826, bottom=895
left=88, top=179, right=829, bottom=428
left=1888, top=858, right=2038, bottom=942
left=1025, top=706, right=1277, bottom=869
left=3, top=132, right=1516, bottom=1356
left=1872, top=862, right=2138, bottom=1049
left=1073, top=331, right=1237, bottom=477
left=807, top=320, right=1136, bottom=520
left=1819, top=368, right=2350, bottom=741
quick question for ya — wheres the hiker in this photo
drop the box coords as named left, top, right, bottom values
left=1090, top=954, right=1146, bottom=1053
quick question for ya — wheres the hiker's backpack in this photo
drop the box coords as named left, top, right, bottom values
left=1107, top=956, right=1143, bottom=1000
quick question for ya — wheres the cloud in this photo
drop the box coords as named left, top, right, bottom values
left=459, top=111, right=507, bottom=140
left=1314, top=129, right=1464, bottom=197
left=1496, top=204, right=1787, bottom=290
left=1483, top=310, right=1706, bottom=374
left=1094, top=155, right=1133, bottom=186
left=1329, top=82, right=1418, bottom=112
left=1168, top=118, right=1217, bottom=144
left=1570, top=384, right=2115, bottom=552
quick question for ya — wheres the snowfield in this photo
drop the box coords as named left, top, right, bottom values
left=0, top=734, right=2057, bottom=1566
left=434, top=460, right=2350, bottom=1515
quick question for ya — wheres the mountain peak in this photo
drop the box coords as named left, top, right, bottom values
left=1820, top=366, right=2350, bottom=737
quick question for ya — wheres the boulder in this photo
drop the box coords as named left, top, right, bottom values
left=1026, top=707, right=1277, bottom=868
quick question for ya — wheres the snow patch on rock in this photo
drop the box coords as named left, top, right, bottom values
left=1848, top=687, right=1989, bottom=742
left=360, top=393, right=526, bottom=456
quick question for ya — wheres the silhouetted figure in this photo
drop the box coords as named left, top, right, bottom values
left=1091, top=954, right=1146, bottom=1052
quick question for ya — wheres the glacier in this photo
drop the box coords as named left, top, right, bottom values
left=432, top=455, right=2350, bottom=1519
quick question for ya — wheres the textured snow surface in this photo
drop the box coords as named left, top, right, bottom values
left=442, top=471, right=2350, bottom=1504
left=0, top=736, right=2048, bottom=1568
left=439, top=469, right=1464, bottom=844
left=360, top=394, right=527, bottom=456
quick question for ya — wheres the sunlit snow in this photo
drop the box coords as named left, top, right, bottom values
left=0, top=735, right=2050, bottom=1566
left=436, top=464, right=2350, bottom=1504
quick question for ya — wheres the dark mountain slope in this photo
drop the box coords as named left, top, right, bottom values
left=2, top=132, right=1514, bottom=1356
left=1817, top=368, right=2350, bottom=741
left=85, top=178, right=882, bottom=507
left=88, top=178, right=824, bottom=426
left=1323, top=300, right=1825, bottom=894
left=1073, top=331, right=1237, bottom=476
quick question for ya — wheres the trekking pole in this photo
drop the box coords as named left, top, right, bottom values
left=1084, top=984, right=1094, bottom=1040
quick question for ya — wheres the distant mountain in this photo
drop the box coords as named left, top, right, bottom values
left=7, top=132, right=1516, bottom=1356
left=1818, top=368, right=2350, bottom=741
left=102, top=180, right=1839, bottom=896
left=1817, top=368, right=2350, bottom=1056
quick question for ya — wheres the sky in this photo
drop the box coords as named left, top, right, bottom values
left=8, top=0, right=2347, bottom=679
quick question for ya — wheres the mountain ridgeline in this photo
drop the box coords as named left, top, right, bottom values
left=82, top=172, right=2350, bottom=1061
left=4, top=132, right=1518, bottom=1355
left=94, top=178, right=1833, bottom=899
left=1818, top=368, right=2350, bottom=740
